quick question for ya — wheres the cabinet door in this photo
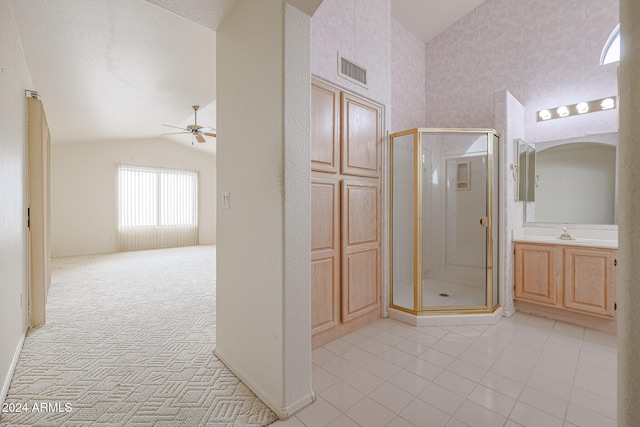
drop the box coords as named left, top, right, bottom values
left=564, top=247, right=616, bottom=317
left=341, top=92, right=381, bottom=178
left=514, top=243, right=559, bottom=305
left=341, top=180, right=380, bottom=322
left=311, top=178, right=341, bottom=334
left=311, top=80, right=340, bottom=173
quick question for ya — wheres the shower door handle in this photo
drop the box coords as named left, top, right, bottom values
left=479, top=217, right=488, bottom=227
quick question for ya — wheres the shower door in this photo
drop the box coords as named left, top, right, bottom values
left=420, top=131, right=492, bottom=311
left=390, top=129, right=499, bottom=314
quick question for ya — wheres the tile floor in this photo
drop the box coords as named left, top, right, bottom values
left=272, top=312, right=617, bottom=427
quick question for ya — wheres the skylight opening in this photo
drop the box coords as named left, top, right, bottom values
left=601, top=24, right=620, bottom=65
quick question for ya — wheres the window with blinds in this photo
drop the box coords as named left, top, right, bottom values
left=117, top=165, right=198, bottom=251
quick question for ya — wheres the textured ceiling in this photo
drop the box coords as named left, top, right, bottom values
left=391, top=0, right=488, bottom=43
left=11, top=0, right=219, bottom=153
left=142, top=0, right=237, bottom=31
left=10, top=0, right=485, bottom=155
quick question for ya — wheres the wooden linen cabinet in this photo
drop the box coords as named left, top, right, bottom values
left=311, top=78, right=383, bottom=348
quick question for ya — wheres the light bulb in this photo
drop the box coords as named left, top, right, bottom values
left=538, top=109, right=552, bottom=120
left=601, top=98, right=615, bottom=110
left=557, top=106, right=570, bottom=117
left=576, top=102, right=589, bottom=114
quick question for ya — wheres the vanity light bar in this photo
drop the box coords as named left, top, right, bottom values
left=536, top=96, right=617, bottom=121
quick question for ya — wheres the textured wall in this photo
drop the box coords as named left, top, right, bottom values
left=0, top=0, right=32, bottom=404
left=425, top=0, right=619, bottom=143
left=494, top=90, right=526, bottom=316
left=312, top=0, right=391, bottom=108
left=391, top=19, right=426, bottom=132
left=216, top=0, right=312, bottom=417
left=50, top=139, right=216, bottom=257
left=617, top=0, right=640, bottom=424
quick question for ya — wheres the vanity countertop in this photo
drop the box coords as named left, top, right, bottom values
left=512, top=227, right=618, bottom=249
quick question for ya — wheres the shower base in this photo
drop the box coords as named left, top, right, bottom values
left=388, top=305, right=503, bottom=327
left=392, top=277, right=485, bottom=309
left=389, top=277, right=503, bottom=327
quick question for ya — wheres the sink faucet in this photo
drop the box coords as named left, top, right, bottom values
left=559, top=227, right=573, bottom=240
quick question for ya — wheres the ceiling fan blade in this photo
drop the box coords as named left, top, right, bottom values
left=162, top=124, right=189, bottom=131
left=203, top=132, right=217, bottom=138
left=195, top=134, right=206, bottom=143
left=200, top=126, right=216, bottom=133
left=162, top=131, right=190, bottom=135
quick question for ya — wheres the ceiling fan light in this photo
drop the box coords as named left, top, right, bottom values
left=163, top=106, right=215, bottom=143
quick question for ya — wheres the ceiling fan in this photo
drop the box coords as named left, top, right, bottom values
left=162, top=105, right=216, bottom=143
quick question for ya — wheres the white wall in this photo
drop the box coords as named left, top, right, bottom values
left=494, top=90, right=526, bottom=316
left=215, top=0, right=312, bottom=418
left=0, top=0, right=32, bottom=404
left=617, top=1, right=640, bottom=423
left=50, top=138, right=216, bottom=257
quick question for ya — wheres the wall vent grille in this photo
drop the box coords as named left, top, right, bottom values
left=338, top=53, right=367, bottom=88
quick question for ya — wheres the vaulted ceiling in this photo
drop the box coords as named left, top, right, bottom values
left=11, top=0, right=485, bottom=155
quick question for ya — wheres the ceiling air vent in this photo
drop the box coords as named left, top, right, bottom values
left=338, top=53, right=367, bottom=88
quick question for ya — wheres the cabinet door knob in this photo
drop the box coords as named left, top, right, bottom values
left=479, top=217, right=488, bottom=227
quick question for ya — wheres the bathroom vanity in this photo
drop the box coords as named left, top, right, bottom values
left=512, top=228, right=617, bottom=333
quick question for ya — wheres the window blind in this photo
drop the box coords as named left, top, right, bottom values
left=117, top=165, right=198, bottom=251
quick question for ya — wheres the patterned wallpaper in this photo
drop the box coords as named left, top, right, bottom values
left=311, top=0, right=392, bottom=110
left=391, top=19, right=426, bottom=132
left=424, top=0, right=619, bottom=143
left=312, top=0, right=618, bottom=141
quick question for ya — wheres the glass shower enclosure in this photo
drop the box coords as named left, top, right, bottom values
left=390, top=128, right=500, bottom=314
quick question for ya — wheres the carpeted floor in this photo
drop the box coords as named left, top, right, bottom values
left=0, top=245, right=278, bottom=426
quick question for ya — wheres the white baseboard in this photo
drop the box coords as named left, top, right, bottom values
left=213, top=348, right=315, bottom=420
left=0, top=331, right=26, bottom=408
left=502, top=306, right=517, bottom=317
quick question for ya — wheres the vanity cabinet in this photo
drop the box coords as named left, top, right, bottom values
left=563, top=246, right=616, bottom=317
left=514, top=242, right=616, bottom=318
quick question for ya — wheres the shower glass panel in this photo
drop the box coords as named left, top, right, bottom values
left=391, top=132, right=415, bottom=311
left=390, top=128, right=499, bottom=315
left=491, top=133, right=500, bottom=312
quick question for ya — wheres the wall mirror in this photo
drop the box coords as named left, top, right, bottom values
left=524, top=132, right=618, bottom=225
left=515, top=139, right=535, bottom=202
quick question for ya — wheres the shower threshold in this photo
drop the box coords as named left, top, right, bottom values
left=387, top=305, right=504, bottom=327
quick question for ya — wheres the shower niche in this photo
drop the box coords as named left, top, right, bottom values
left=390, top=128, right=500, bottom=321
